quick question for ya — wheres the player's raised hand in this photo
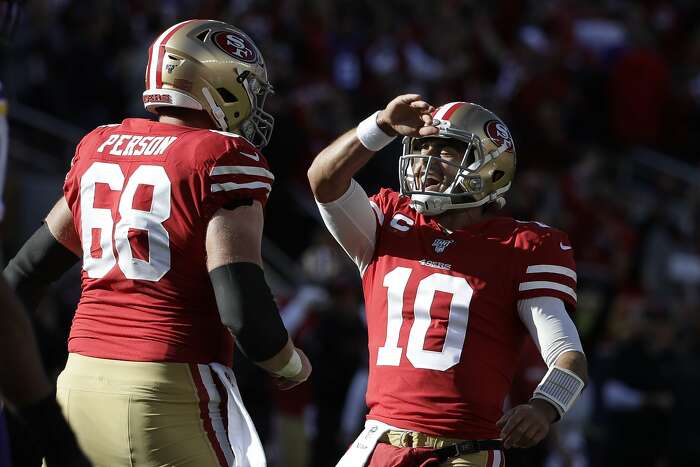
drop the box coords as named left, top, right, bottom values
left=376, top=94, right=439, bottom=138
left=274, top=347, right=312, bottom=391
left=497, top=399, right=556, bottom=449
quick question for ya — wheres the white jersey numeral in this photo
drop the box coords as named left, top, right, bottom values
left=377, top=267, right=473, bottom=371
left=80, top=162, right=171, bottom=281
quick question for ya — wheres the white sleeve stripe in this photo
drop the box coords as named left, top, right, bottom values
left=369, top=200, right=384, bottom=226
left=526, top=264, right=577, bottom=281
left=519, top=281, right=577, bottom=301
left=210, top=165, right=274, bottom=180
left=210, top=181, right=271, bottom=193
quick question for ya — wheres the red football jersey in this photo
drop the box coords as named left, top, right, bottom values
left=63, top=118, right=273, bottom=365
left=363, top=189, right=576, bottom=439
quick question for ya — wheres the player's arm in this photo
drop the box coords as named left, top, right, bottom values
left=0, top=276, right=53, bottom=407
left=308, top=94, right=438, bottom=271
left=0, top=199, right=90, bottom=466
left=206, top=201, right=311, bottom=389
left=3, top=197, right=80, bottom=310
left=498, top=297, right=588, bottom=449
left=307, top=93, right=437, bottom=203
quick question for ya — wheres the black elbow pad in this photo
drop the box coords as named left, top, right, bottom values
left=3, top=224, right=79, bottom=310
left=209, top=262, right=288, bottom=362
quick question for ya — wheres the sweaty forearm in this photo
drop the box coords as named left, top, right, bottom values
left=3, top=223, right=79, bottom=310
left=307, top=128, right=377, bottom=203
left=553, top=350, right=588, bottom=386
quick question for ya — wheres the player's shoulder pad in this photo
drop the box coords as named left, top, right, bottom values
left=370, top=187, right=403, bottom=218
left=87, top=123, right=121, bottom=137
left=182, top=129, right=267, bottom=169
left=74, top=123, right=121, bottom=154
left=513, top=219, right=571, bottom=252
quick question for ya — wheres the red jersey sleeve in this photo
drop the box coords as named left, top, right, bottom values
left=63, top=125, right=112, bottom=207
left=200, top=135, right=273, bottom=217
left=515, top=224, right=577, bottom=310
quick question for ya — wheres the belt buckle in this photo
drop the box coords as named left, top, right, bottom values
left=400, top=431, right=414, bottom=448
left=453, top=440, right=477, bottom=456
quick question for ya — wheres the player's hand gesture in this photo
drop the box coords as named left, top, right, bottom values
left=376, top=94, right=439, bottom=138
left=497, top=399, right=557, bottom=449
left=274, top=347, right=312, bottom=391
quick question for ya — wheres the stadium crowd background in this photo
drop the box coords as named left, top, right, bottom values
left=1, top=0, right=699, bottom=466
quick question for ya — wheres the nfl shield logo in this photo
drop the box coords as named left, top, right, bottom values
left=432, top=239, right=454, bottom=253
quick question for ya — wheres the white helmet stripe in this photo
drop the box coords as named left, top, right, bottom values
left=433, top=101, right=466, bottom=120
left=148, top=20, right=194, bottom=90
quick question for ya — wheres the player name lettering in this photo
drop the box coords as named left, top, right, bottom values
left=96, top=134, right=178, bottom=156
left=142, top=94, right=172, bottom=104
left=419, top=259, right=452, bottom=270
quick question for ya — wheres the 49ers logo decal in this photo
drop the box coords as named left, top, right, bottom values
left=213, top=31, right=258, bottom=63
left=484, top=120, right=514, bottom=153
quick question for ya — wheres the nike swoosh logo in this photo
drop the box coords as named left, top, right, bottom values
left=240, top=151, right=260, bottom=161
left=560, top=242, right=572, bottom=250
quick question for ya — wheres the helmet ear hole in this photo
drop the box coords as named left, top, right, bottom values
left=217, top=88, right=238, bottom=103
left=195, top=29, right=210, bottom=42
left=492, top=170, right=504, bottom=182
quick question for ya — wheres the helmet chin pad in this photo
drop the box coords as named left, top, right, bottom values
left=410, top=190, right=509, bottom=216
left=410, top=194, right=452, bottom=216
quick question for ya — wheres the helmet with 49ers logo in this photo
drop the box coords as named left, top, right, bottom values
left=399, top=101, right=516, bottom=216
left=143, top=19, right=274, bottom=148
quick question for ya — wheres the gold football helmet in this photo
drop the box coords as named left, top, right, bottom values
left=143, top=19, right=274, bottom=148
left=399, top=101, right=516, bottom=216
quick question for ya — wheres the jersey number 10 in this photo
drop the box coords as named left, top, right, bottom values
left=377, top=266, right=473, bottom=371
left=80, top=162, right=171, bottom=281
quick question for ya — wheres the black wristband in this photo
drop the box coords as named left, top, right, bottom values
left=209, top=262, right=289, bottom=362
left=3, top=223, right=79, bottom=310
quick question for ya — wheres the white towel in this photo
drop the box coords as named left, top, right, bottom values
left=336, top=419, right=399, bottom=467
left=210, top=363, right=267, bottom=467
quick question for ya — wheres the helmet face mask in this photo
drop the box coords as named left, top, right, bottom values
left=399, top=102, right=516, bottom=216
left=238, top=71, right=274, bottom=147
left=400, top=134, right=482, bottom=193
left=143, top=20, right=274, bottom=148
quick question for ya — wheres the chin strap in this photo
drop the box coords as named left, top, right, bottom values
left=201, top=87, right=228, bottom=131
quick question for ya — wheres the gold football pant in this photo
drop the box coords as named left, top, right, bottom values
left=383, top=430, right=505, bottom=467
left=54, top=353, right=238, bottom=467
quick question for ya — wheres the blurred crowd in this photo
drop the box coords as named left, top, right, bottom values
left=1, top=0, right=700, bottom=466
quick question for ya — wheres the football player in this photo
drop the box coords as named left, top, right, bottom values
left=0, top=1, right=90, bottom=465
left=4, top=20, right=310, bottom=467
left=0, top=277, right=90, bottom=467
left=308, top=95, right=588, bottom=467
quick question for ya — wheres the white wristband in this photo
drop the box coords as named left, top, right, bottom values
left=274, top=349, right=302, bottom=379
left=356, top=111, right=396, bottom=151
left=530, top=366, right=585, bottom=420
